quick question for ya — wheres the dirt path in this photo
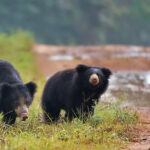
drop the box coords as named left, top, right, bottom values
left=127, top=107, right=150, bottom=150
left=32, top=44, right=150, bottom=150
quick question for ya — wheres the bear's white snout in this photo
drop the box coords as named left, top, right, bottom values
left=89, top=74, right=100, bottom=86
left=14, top=98, right=29, bottom=121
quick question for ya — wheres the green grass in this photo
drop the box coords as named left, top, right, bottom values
left=0, top=32, right=138, bottom=150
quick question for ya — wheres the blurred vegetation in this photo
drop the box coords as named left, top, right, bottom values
left=0, top=32, right=138, bottom=149
left=0, top=31, right=36, bottom=81
left=0, top=0, right=150, bottom=45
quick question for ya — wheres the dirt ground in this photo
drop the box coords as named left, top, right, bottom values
left=126, top=107, right=150, bottom=150
left=32, top=44, right=150, bottom=76
left=32, top=44, right=150, bottom=150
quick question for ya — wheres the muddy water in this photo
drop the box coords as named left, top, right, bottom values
left=47, top=45, right=150, bottom=60
left=103, top=71, right=150, bottom=107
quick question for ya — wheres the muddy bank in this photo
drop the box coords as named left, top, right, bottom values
left=33, top=44, right=150, bottom=75
left=33, top=44, right=150, bottom=60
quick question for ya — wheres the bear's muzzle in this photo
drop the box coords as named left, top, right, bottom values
left=89, top=74, right=100, bottom=86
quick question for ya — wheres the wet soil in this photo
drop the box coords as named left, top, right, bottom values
left=32, top=44, right=150, bottom=75
left=127, top=107, right=150, bottom=150
left=32, top=44, right=150, bottom=150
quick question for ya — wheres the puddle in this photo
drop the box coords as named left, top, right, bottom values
left=48, top=55, right=74, bottom=60
left=48, top=51, right=150, bottom=61
left=48, top=55, right=91, bottom=60
left=102, top=71, right=150, bottom=107
left=113, top=52, right=150, bottom=58
left=45, top=45, right=150, bottom=60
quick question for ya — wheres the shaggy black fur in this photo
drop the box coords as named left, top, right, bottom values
left=0, top=60, right=37, bottom=124
left=42, top=64, right=112, bottom=123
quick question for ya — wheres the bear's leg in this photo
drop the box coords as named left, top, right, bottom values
left=65, top=111, right=73, bottom=121
left=3, top=113, right=17, bottom=125
left=65, top=108, right=79, bottom=121
left=43, top=108, right=60, bottom=123
left=82, top=105, right=95, bottom=121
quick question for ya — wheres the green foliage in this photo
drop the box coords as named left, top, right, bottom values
left=0, top=32, right=138, bottom=149
left=0, top=0, right=150, bottom=45
left=0, top=31, right=36, bottom=81
left=0, top=104, right=137, bottom=150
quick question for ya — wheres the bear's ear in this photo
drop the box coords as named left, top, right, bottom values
left=1, top=83, right=13, bottom=98
left=101, top=68, right=112, bottom=79
left=25, top=82, right=37, bottom=98
left=76, top=64, right=89, bottom=72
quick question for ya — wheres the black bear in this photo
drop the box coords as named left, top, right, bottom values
left=42, top=64, right=112, bottom=123
left=0, top=60, right=37, bottom=125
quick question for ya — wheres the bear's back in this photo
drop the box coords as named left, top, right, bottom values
left=48, top=68, right=76, bottom=85
left=42, top=68, right=78, bottom=104
left=0, top=60, right=22, bottom=84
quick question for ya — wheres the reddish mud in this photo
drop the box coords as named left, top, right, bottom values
left=127, top=107, right=150, bottom=150
left=32, top=44, right=150, bottom=76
